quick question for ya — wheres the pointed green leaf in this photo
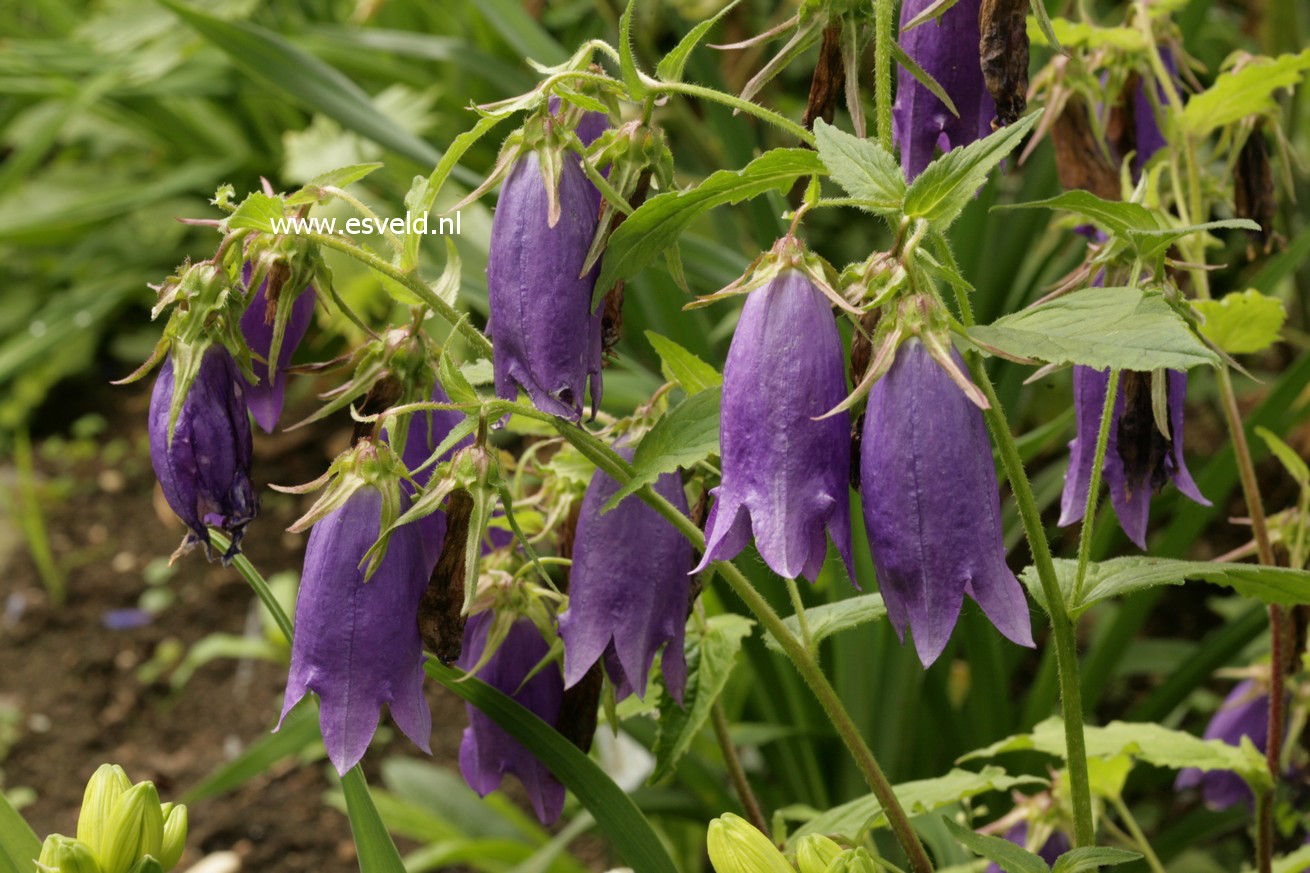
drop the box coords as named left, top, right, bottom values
left=645, top=331, right=722, bottom=395
left=813, top=119, right=906, bottom=212
left=600, top=387, right=720, bottom=513
left=765, top=594, right=887, bottom=653
left=940, top=816, right=1050, bottom=873
left=1181, top=50, right=1310, bottom=135
left=618, top=0, right=648, bottom=99
left=1255, top=426, right=1310, bottom=486
left=342, top=767, right=407, bottom=873
left=655, top=1, right=739, bottom=83
left=1050, top=847, right=1142, bottom=873
left=888, top=38, right=959, bottom=119
left=0, top=788, right=40, bottom=873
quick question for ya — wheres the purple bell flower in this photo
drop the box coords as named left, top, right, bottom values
left=148, top=346, right=258, bottom=559
left=893, top=0, right=995, bottom=180
left=238, top=266, right=316, bottom=433
left=694, top=270, right=853, bottom=582
left=277, top=487, right=432, bottom=775
left=860, top=339, right=1033, bottom=665
left=394, top=383, right=471, bottom=568
left=458, top=612, right=566, bottom=824
left=1176, top=679, right=1275, bottom=810
left=985, top=822, right=1070, bottom=872
left=559, top=448, right=694, bottom=702
left=486, top=150, right=604, bottom=422
left=1059, top=367, right=1209, bottom=549
left=548, top=95, right=608, bottom=148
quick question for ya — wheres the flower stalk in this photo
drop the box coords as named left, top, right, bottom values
left=1072, top=368, right=1121, bottom=605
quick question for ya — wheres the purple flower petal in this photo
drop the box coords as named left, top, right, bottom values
left=458, top=613, right=566, bottom=824
left=278, top=488, right=432, bottom=775
left=695, top=270, right=853, bottom=582
left=487, top=152, right=604, bottom=421
left=239, top=265, right=316, bottom=433
left=985, top=822, right=1070, bottom=872
left=148, top=347, right=258, bottom=559
left=560, top=447, right=694, bottom=703
left=860, top=339, right=1033, bottom=665
left=1176, top=679, right=1275, bottom=810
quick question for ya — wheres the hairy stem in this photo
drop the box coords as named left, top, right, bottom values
left=711, top=701, right=770, bottom=834
left=549, top=417, right=936, bottom=873
left=1110, top=796, right=1167, bottom=873
left=786, top=577, right=816, bottom=656
left=651, top=80, right=817, bottom=145
left=875, top=0, right=895, bottom=152
left=1072, top=369, right=1120, bottom=604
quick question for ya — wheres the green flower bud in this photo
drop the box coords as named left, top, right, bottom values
left=159, top=803, right=187, bottom=870
left=37, top=834, right=103, bottom=873
left=76, top=765, right=132, bottom=857
left=795, top=834, right=843, bottom=873
left=826, top=848, right=880, bottom=873
left=706, top=814, right=793, bottom=873
left=100, top=783, right=164, bottom=873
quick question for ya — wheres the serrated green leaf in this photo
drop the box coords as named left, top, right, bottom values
left=1181, top=50, right=1310, bottom=135
left=1255, top=426, right=1310, bottom=486
left=903, top=110, right=1041, bottom=227
left=940, top=816, right=1049, bottom=873
left=1051, top=847, right=1142, bottom=873
left=960, top=716, right=1272, bottom=792
left=600, top=387, right=720, bottom=512
left=765, top=593, right=887, bottom=653
left=788, top=767, right=1046, bottom=843
left=655, top=1, right=738, bottom=83
left=1019, top=556, right=1310, bottom=618
left=645, top=331, right=721, bottom=394
left=426, top=662, right=680, bottom=873
left=227, top=192, right=285, bottom=233
left=594, top=149, right=825, bottom=303
left=650, top=614, right=754, bottom=783
left=969, top=286, right=1219, bottom=371
left=1194, top=289, right=1286, bottom=355
left=813, top=119, right=906, bottom=212
left=438, top=348, right=478, bottom=405
left=286, top=163, right=384, bottom=206
left=342, top=767, right=407, bottom=873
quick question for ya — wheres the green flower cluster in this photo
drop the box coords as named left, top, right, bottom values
left=707, top=814, right=880, bottom=873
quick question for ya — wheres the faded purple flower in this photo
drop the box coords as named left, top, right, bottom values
left=1176, top=679, right=1274, bottom=810
left=893, top=0, right=995, bottom=179
left=694, top=270, right=853, bottom=582
left=458, top=612, right=565, bottom=824
left=487, top=151, right=603, bottom=421
left=239, top=266, right=316, bottom=433
left=986, top=822, right=1070, bottom=872
left=560, top=448, right=694, bottom=702
left=278, top=487, right=432, bottom=775
left=861, top=339, right=1033, bottom=665
left=148, top=346, right=258, bottom=559
left=1059, top=367, right=1209, bottom=549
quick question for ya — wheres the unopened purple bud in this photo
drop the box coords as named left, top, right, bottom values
left=277, top=487, right=432, bottom=775
left=560, top=448, right=694, bottom=702
left=1059, top=367, right=1208, bottom=549
left=239, top=265, right=316, bottom=432
left=695, top=270, right=853, bottom=583
left=893, top=0, right=995, bottom=180
left=860, top=339, right=1033, bottom=665
left=1176, top=679, right=1276, bottom=810
left=487, top=151, right=604, bottom=421
left=458, top=612, right=565, bottom=824
left=148, top=346, right=258, bottom=560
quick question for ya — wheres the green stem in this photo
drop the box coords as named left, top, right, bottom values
left=786, top=577, right=816, bottom=656
left=874, top=0, right=894, bottom=152
left=1072, top=369, right=1120, bottom=605
left=711, top=701, right=770, bottom=834
left=305, top=231, right=494, bottom=358
left=650, top=80, right=817, bottom=145
left=547, top=416, right=935, bottom=873
left=1110, top=796, right=1167, bottom=873
left=949, top=282, right=1095, bottom=847
left=208, top=528, right=294, bottom=641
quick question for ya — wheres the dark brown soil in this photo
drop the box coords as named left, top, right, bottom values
left=0, top=385, right=468, bottom=872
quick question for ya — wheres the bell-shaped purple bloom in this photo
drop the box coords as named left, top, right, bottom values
left=548, top=95, right=608, bottom=148
left=395, top=383, right=471, bottom=568
left=694, top=270, right=853, bottom=582
left=893, top=0, right=995, bottom=179
left=238, top=267, right=316, bottom=433
left=277, top=487, right=432, bottom=775
left=487, top=150, right=604, bottom=422
left=985, top=822, right=1070, bottom=872
left=861, top=339, right=1033, bottom=665
left=458, top=612, right=566, bottom=824
left=1059, top=367, right=1209, bottom=549
left=559, top=449, right=694, bottom=702
left=148, top=346, right=258, bottom=559
left=1176, top=679, right=1273, bottom=810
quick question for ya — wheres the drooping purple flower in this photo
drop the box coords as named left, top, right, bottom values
left=861, top=339, right=1033, bottom=665
left=548, top=95, right=609, bottom=147
left=486, top=151, right=604, bottom=421
left=560, top=448, right=694, bottom=702
left=277, top=487, right=432, bottom=775
left=395, top=383, right=471, bottom=568
left=985, top=822, right=1071, bottom=872
left=893, top=0, right=995, bottom=180
left=458, top=612, right=565, bottom=824
left=238, top=266, right=316, bottom=433
left=1176, top=679, right=1274, bottom=810
left=1059, top=367, right=1209, bottom=549
left=1127, top=52, right=1175, bottom=179
left=694, top=270, right=853, bottom=582
left=148, top=346, right=258, bottom=559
